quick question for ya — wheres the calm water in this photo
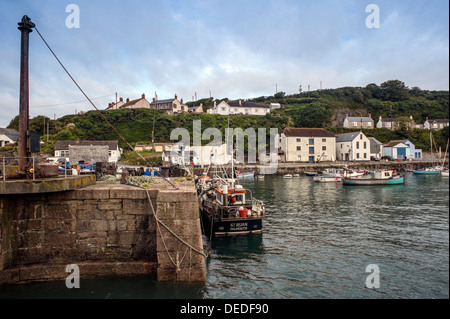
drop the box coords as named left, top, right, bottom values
left=1, top=173, right=448, bottom=299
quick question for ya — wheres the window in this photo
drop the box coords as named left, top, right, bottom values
left=297, top=146, right=301, bottom=151
left=322, top=139, right=326, bottom=143
left=357, top=153, right=360, bottom=159
left=356, top=142, right=360, bottom=149
left=360, top=134, right=363, bottom=139
left=309, top=139, right=314, bottom=145
left=309, top=147, right=314, bottom=154
left=364, top=153, right=367, bottom=159
left=297, top=156, right=302, bottom=161
left=322, top=146, right=326, bottom=151
left=367, top=122, right=372, bottom=127
left=296, top=138, right=301, bottom=142
left=363, top=142, right=367, bottom=149
left=353, top=122, right=357, bottom=127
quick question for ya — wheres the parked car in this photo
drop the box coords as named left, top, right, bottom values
left=370, top=156, right=380, bottom=161
left=381, top=156, right=394, bottom=161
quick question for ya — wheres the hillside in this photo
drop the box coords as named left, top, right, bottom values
left=6, top=80, right=449, bottom=154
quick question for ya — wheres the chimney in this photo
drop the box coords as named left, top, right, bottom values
left=214, top=100, right=217, bottom=107
left=180, top=98, right=183, bottom=103
left=126, top=98, right=130, bottom=103
left=142, top=93, right=145, bottom=99
left=120, top=97, right=123, bottom=102
left=368, top=113, right=372, bottom=118
left=175, top=93, right=178, bottom=100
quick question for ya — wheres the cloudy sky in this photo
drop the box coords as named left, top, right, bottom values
left=0, top=0, right=448, bottom=126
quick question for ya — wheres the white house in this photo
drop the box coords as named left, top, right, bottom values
left=0, top=128, right=18, bottom=148
left=384, top=140, right=422, bottom=159
left=279, top=128, right=336, bottom=163
left=383, top=141, right=410, bottom=160
left=335, top=131, right=371, bottom=161
left=207, top=100, right=271, bottom=116
left=424, top=119, right=449, bottom=130
left=54, top=140, right=122, bottom=163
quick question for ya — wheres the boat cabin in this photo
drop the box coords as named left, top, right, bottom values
left=214, top=185, right=247, bottom=207
left=373, top=170, right=394, bottom=179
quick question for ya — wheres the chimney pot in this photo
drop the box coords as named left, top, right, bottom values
left=142, top=93, right=145, bottom=99
left=120, top=97, right=123, bottom=102
left=126, top=98, right=130, bottom=103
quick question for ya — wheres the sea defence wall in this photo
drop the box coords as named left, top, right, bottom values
left=0, top=181, right=206, bottom=285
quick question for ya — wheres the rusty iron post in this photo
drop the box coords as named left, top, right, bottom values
left=17, top=15, right=35, bottom=176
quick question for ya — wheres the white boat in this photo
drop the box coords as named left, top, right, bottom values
left=283, top=174, right=293, bottom=179
left=256, top=175, right=265, bottom=179
left=313, top=175, right=342, bottom=183
left=293, top=174, right=300, bottom=177
left=441, top=170, right=449, bottom=177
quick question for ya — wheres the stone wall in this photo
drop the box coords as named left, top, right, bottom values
left=0, top=181, right=206, bottom=285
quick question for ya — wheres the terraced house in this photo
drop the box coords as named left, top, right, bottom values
left=336, top=131, right=371, bottom=161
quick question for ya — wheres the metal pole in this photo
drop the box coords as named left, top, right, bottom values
left=32, top=157, right=35, bottom=180
left=2, top=157, right=5, bottom=182
left=17, top=15, right=35, bottom=175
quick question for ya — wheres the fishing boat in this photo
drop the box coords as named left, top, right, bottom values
left=198, top=181, right=265, bottom=236
left=343, top=170, right=404, bottom=185
left=313, top=175, right=342, bottom=183
left=412, top=167, right=441, bottom=175
left=283, top=174, right=293, bottom=179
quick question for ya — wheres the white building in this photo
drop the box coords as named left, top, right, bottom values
left=279, top=128, right=336, bottom=163
left=207, top=100, right=271, bottom=116
left=54, top=140, right=122, bottom=163
left=336, top=131, right=371, bottom=161
left=0, top=128, right=18, bottom=148
left=163, top=144, right=232, bottom=166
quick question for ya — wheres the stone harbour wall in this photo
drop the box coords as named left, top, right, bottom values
left=0, top=181, right=206, bottom=285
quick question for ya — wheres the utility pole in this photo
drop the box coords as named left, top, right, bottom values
left=18, top=15, right=35, bottom=176
left=308, top=85, right=310, bottom=98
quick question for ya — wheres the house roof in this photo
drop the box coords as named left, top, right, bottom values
left=55, top=140, right=119, bottom=151
left=346, top=117, right=373, bottom=122
left=227, top=101, right=270, bottom=109
left=384, top=141, right=409, bottom=148
left=426, top=119, right=449, bottom=123
left=368, top=137, right=383, bottom=145
left=335, top=132, right=363, bottom=142
left=0, top=128, right=19, bottom=140
left=282, top=128, right=336, bottom=138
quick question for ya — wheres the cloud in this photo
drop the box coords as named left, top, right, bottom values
left=0, top=0, right=448, bottom=126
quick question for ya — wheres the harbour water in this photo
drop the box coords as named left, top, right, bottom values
left=0, top=173, right=448, bottom=299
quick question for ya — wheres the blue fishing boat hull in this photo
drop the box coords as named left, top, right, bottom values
left=343, top=175, right=404, bottom=185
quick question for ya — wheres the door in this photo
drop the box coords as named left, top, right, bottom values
left=397, top=147, right=406, bottom=159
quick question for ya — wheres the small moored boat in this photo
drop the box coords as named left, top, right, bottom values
left=313, top=175, right=342, bottom=183
left=283, top=174, right=293, bottom=179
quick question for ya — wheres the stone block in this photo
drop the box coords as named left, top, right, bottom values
left=110, top=187, right=149, bottom=199
left=123, top=199, right=154, bottom=215
left=90, top=220, right=109, bottom=232
left=97, top=200, right=122, bottom=211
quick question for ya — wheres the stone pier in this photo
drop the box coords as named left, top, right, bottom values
left=0, top=179, right=206, bottom=285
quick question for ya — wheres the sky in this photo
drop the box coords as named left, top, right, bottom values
left=0, top=0, right=448, bottom=127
